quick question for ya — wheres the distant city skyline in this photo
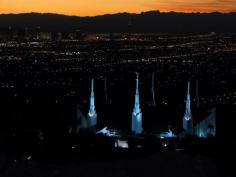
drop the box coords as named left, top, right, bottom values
left=0, top=0, right=236, bottom=16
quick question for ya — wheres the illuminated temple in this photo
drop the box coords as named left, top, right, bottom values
left=72, top=77, right=216, bottom=139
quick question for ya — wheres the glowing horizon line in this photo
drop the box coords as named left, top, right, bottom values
left=0, top=10, right=236, bottom=17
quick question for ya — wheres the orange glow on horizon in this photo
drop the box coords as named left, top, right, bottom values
left=0, top=0, right=236, bottom=16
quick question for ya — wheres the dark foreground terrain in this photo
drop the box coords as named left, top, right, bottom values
left=0, top=134, right=235, bottom=177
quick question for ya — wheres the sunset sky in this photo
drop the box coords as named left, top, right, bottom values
left=0, top=0, right=236, bottom=16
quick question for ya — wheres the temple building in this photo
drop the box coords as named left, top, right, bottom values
left=88, top=79, right=97, bottom=127
left=131, top=73, right=143, bottom=134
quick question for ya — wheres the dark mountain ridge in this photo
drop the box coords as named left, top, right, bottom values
left=0, top=11, right=236, bottom=33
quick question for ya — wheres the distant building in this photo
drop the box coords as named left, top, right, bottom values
left=132, top=73, right=143, bottom=134
left=39, top=32, right=51, bottom=40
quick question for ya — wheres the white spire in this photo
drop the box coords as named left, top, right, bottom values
left=89, top=79, right=95, bottom=112
left=151, top=72, right=156, bottom=106
left=185, top=81, right=191, bottom=120
left=134, top=73, right=140, bottom=111
left=88, top=79, right=97, bottom=127
left=183, top=81, right=193, bottom=131
left=132, top=73, right=143, bottom=134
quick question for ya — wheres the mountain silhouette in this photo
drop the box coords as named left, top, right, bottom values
left=0, top=11, right=236, bottom=33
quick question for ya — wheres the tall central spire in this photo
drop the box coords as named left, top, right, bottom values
left=183, top=81, right=193, bottom=131
left=134, top=74, right=140, bottom=111
left=88, top=79, right=97, bottom=127
left=132, top=73, right=143, bottom=134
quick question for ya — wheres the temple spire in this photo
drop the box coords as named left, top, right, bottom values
left=183, top=81, right=193, bottom=131
left=104, top=76, right=108, bottom=104
left=196, top=80, right=200, bottom=108
left=88, top=79, right=97, bottom=127
left=132, top=73, right=143, bottom=134
left=134, top=73, right=140, bottom=109
left=151, top=72, right=156, bottom=106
